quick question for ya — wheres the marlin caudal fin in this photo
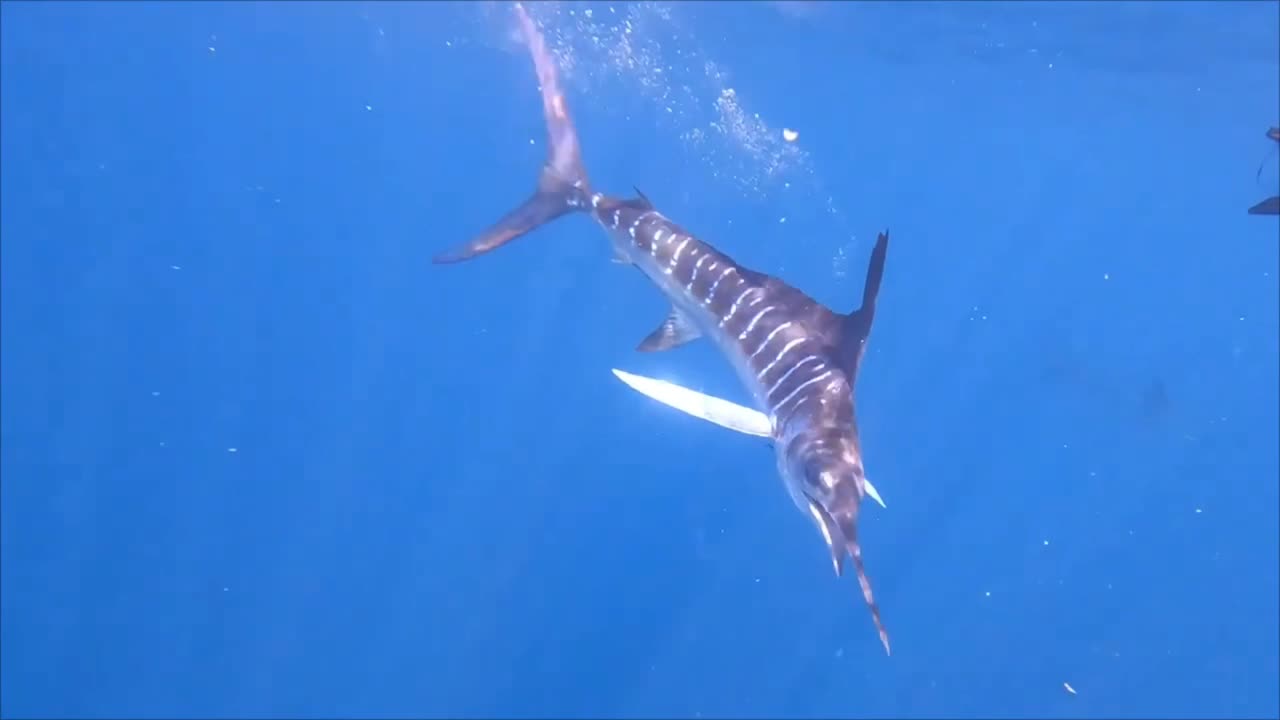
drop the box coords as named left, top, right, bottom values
left=433, top=2, right=590, bottom=264
left=834, top=230, right=889, bottom=376
left=807, top=500, right=891, bottom=655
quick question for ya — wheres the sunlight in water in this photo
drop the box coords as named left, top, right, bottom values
left=469, top=0, right=863, bottom=277
left=494, top=1, right=809, bottom=197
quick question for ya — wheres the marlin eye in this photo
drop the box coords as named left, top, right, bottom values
left=801, top=461, right=837, bottom=496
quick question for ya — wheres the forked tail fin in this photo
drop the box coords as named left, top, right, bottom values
left=433, top=3, right=591, bottom=264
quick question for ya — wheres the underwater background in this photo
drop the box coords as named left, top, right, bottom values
left=2, top=1, right=1278, bottom=718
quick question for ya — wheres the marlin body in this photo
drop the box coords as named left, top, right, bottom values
left=435, top=3, right=893, bottom=655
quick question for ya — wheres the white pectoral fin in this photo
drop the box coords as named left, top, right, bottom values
left=609, top=368, right=888, bottom=510
left=611, top=368, right=772, bottom=437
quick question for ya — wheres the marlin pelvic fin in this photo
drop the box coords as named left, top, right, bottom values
left=637, top=307, right=702, bottom=352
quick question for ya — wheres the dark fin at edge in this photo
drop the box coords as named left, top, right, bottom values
left=834, top=230, right=889, bottom=377
left=433, top=174, right=586, bottom=264
left=812, top=501, right=891, bottom=656
left=1248, top=196, right=1280, bottom=216
left=433, top=3, right=590, bottom=265
left=633, top=186, right=654, bottom=210
left=637, top=307, right=702, bottom=352
left=597, top=194, right=656, bottom=215
left=1268, top=126, right=1279, bottom=143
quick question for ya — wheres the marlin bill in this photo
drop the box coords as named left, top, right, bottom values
left=435, top=2, right=895, bottom=656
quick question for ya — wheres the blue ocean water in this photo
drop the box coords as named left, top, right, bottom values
left=2, top=1, right=1277, bottom=718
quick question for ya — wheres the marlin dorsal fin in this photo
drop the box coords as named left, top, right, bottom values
left=633, top=186, right=654, bottom=210
left=835, top=230, right=889, bottom=377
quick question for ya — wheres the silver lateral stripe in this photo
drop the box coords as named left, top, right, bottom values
left=739, top=306, right=774, bottom=340
left=706, top=266, right=735, bottom=303
left=751, top=322, right=792, bottom=359
left=672, top=236, right=691, bottom=265
left=721, top=287, right=754, bottom=327
left=766, top=355, right=822, bottom=397
left=758, top=337, right=805, bottom=379
left=689, top=253, right=710, bottom=289
left=772, top=369, right=833, bottom=416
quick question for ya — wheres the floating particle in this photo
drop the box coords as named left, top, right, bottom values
left=1064, top=682, right=1077, bottom=695
left=227, top=447, right=238, bottom=453
left=782, top=128, right=799, bottom=142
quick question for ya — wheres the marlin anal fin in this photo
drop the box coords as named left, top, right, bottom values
left=834, top=230, right=889, bottom=376
left=433, top=3, right=590, bottom=265
left=610, top=368, right=888, bottom=509
left=637, top=307, right=702, bottom=352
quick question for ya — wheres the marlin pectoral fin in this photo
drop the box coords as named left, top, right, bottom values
left=610, top=368, right=888, bottom=509
left=637, top=307, right=702, bottom=352
left=612, top=368, right=770, bottom=436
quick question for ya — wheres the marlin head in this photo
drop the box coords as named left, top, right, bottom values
left=779, top=426, right=891, bottom=656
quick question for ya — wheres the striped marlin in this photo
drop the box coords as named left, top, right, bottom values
left=435, top=3, right=894, bottom=656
